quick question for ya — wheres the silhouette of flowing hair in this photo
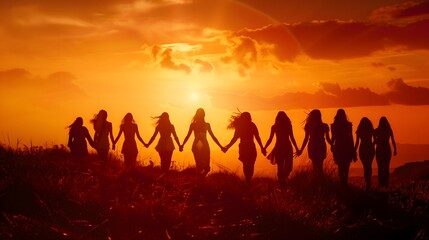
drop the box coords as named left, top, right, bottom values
left=333, top=109, right=349, bottom=124
left=191, top=108, right=206, bottom=124
left=227, top=110, right=251, bottom=130
left=91, top=109, right=108, bottom=131
left=378, top=116, right=392, bottom=132
left=152, top=112, right=171, bottom=127
left=68, top=117, right=83, bottom=132
left=304, top=109, right=322, bottom=128
left=357, top=117, right=374, bottom=133
left=275, top=111, right=291, bottom=131
left=122, top=113, right=135, bottom=125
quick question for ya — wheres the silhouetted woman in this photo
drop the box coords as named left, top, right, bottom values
left=224, top=111, right=265, bottom=185
left=114, top=113, right=146, bottom=168
left=374, top=116, right=397, bottom=188
left=330, top=109, right=356, bottom=186
left=147, top=112, right=181, bottom=172
left=68, top=117, right=94, bottom=161
left=354, top=117, right=375, bottom=190
left=299, top=109, right=331, bottom=178
left=91, top=109, right=114, bottom=161
left=181, top=108, right=224, bottom=179
left=264, top=111, right=300, bottom=186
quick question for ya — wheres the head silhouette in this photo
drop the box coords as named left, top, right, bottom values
left=122, top=113, right=135, bottom=125
left=69, top=117, right=83, bottom=130
left=98, top=110, right=107, bottom=121
left=154, top=112, right=171, bottom=127
left=378, top=116, right=392, bottom=132
left=357, top=117, right=374, bottom=132
left=307, top=109, right=322, bottom=124
left=334, top=109, right=348, bottom=124
left=192, top=108, right=205, bottom=124
left=91, top=109, right=108, bottom=131
left=275, top=111, right=291, bottom=127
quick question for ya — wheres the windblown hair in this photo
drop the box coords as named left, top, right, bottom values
left=152, top=112, right=171, bottom=127
left=90, top=109, right=108, bottom=132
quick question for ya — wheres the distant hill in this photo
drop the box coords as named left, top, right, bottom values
left=391, top=160, right=429, bottom=182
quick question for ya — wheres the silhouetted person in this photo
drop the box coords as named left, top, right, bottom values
left=68, top=117, right=94, bottom=161
left=113, top=113, right=146, bottom=168
left=146, top=112, right=181, bottom=172
left=91, top=109, right=114, bottom=162
left=330, top=109, right=356, bottom=186
left=264, top=111, right=300, bottom=187
left=299, top=109, right=331, bottom=178
left=374, top=116, right=397, bottom=188
left=354, top=117, right=375, bottom=190
left=181, top=108, right=224, bottom=179
left=224, top=111, right=265, bottom=186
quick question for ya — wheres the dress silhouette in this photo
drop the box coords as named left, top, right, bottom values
left=354, top=117, right=375, bottom=190
left=181, top=108, right=224, bottom=179
left=113, top=113, right=146, bottom=168
left=225, top=111, right=265, bottom=185
left=91, top=109, right=114, bottom=161
left=68, top=117, right=94, bottom=161
left=330, top=109, right=356, bottom=186
left=147, top=112, right=181, bottom=172
left=299, top=109, right=331, bottom=178
left=374, top=116, right=397, bottom=188
left=264, top=111, right=300, bottom=186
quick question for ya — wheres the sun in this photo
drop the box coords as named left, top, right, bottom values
left=189, top=91, right=200, bottom=102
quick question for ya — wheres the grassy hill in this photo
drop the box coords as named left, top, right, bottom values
left=0, top=145, right=428, bottom=240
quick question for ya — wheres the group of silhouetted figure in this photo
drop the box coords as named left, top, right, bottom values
left=68, top=108, right=397, bottom=190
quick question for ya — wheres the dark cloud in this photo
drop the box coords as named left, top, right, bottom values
left=287, top=19, right=429, bottom=60
left=222, top=36, right=259, bottom=77
left=194, top=59, right=213, bottom=73
left=210, top=79, right=429, bottom=111
left=385, top=78, right=429, bottom=105
left=209, top=83, right=389, bottom=111
left=159, top=48, right=191, bottom=74
left=233, top=24, right=302, bottom=62
left=370, top=0, right=429, bottom=21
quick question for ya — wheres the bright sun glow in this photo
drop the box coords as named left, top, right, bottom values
left=189, top=91, right=200, bottom=102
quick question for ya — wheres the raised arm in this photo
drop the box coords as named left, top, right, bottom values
left=264, top=125, right=275, bottom=150
left=207, top=123, right=223, bottom=150
left=135, top=125, right=147, bottom=146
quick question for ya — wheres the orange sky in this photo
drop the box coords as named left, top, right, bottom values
left=1, top=0, right=429, bottom=174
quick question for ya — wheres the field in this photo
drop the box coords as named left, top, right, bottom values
left=0, top=145, right=428, bottom=240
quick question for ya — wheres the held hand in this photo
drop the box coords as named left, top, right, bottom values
left=221, top=146, right=228, bottom=153
left=179, top=145, right=184, bottom=152
left=112, top=144, right=115, bottom=150
left=261, top=147, right=266, bottom=156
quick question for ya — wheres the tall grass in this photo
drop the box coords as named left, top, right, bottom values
left=0, top=144, right=428, bottom=240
